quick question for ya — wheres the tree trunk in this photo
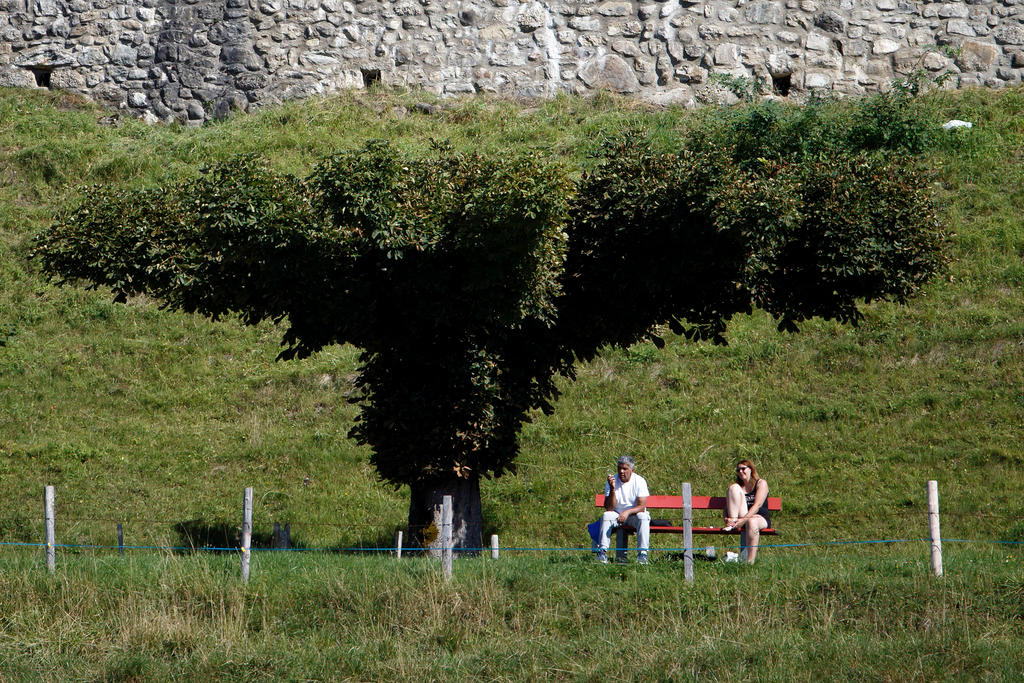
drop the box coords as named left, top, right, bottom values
left=408, top=475, right=482, bottom=556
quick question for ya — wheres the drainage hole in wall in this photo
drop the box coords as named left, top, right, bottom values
left=29, top=67, right=52, bottom=88
left=361, top=69, right=381, bottom=89
left=772, top=74, right=791, bottom=97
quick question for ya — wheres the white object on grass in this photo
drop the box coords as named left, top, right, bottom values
left=942, top=120, right=972, bottom=130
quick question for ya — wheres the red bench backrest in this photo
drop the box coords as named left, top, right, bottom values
left=594, top=493, right=781, bottom=511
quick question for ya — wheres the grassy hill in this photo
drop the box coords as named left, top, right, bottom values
left=0, top=84, right=1022, bottom=679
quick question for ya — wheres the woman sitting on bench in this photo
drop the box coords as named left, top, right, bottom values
left=723, top=459, right=770, bottom=564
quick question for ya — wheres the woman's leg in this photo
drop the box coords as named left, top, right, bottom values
left=724, top=483, right=747, bottom=528
left=742, top=515, right=769, bottom=564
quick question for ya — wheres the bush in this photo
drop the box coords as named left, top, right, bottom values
left=698, top=84, right=937, bottom=166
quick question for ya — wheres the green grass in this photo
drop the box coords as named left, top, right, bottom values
left=1, top=84, right=1023, bottom=677
left=0, top=546, right=1020, bottom=680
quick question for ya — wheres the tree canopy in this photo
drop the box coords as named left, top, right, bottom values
left=33, top=131, right=944, bottom=547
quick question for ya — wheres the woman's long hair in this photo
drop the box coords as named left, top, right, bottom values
left=734, top=459, right=760, bottom=488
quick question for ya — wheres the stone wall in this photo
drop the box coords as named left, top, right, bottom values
left=1, top=0, right=1022, bottom=122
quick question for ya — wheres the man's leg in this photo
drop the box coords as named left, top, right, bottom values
left=623, top=512, right=652, bottom=563
left=597, top=511, right=618, bottom=562
left=636, top=511, right=651, bottom=563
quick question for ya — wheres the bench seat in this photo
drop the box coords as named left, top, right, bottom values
left=594, top=493, right=780, bottom=535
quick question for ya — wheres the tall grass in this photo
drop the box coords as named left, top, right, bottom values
left=0, top=546, right=1019, bottom=679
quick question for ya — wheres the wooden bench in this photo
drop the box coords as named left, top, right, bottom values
left=593, top=491, right=781, bottom=542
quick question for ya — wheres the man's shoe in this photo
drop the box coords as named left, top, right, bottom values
left=596, top=551, right=608, bottom=564
left=638, top=553, right=649, bottom=565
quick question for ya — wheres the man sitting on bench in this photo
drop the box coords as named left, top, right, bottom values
left=597, top=455, right=651, bottom=564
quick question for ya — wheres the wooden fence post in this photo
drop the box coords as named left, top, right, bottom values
left=927, top=480, right=943, bottom=577
left=441, top=495, right=453, bottom=581
left=682, top=482, right=694, bottom=584
left=44, top=485, right=55, bottom=574
left=490, top=534, right=499, bottom=560
left=395, top=530, right=403, bottom=559
left=241, top=487, right=253, bottom=583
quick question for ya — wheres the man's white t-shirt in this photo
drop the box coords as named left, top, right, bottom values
left=604, top=473, right=650, bottom=514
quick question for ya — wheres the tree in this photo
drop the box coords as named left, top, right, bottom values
left=33, top=134, right=944, bottom=552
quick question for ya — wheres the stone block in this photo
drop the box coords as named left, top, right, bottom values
left=186, top=100, right=206, bottom=120
left=956, top=39, right=1000, bottom=69
left=806, top=32, right=830, bottom=51
left=612, top=39, right=640, bottom=56
left=222, top=45, right=264, bottom=70
left=814, top=10, right=846, bottom=33
left=34, top=0, right=59, bottom=16
left=402, top=16, right=428, bottom=28
left=923, top=50, right=950, bottom=70
left=77, top=47, right=107, bottom=66
left=994, top=24, right=1024, bottom=44
left=444, top=80, right=476, bottom=93
left=713, top=42, right=741, bottom=65
left=837, top=38, right=869, bottom=56
left=517, top=3, right=548, bottom=31
left=744, top=1, right=783, bottom=24
left=15, top=45, right=75, bottom=67
left=568, top=16, right=602, bottom=31
left=947, top=19, right=977, bottom=35
left=864, top=59, right=892, bottom=75
left=235, top=73, right=268, bottom=90
left=766, top=51, right=793, bottom=76
left=810, top=52, right=841, bottom=67
left=0, top=67, right=36, bottom=87
left=676, top=63, right=706, bottom=83
left=938, top=3, right=971, bottom=18
left=636, top=58, right=658, bottom=84
left=804, top=71, right=832, bottom=87
left=872, top=38, right=901, bottom=54
left=480, top=24, right=515, bottom=40
left=578, top=53, right=640, bottom=91
left=607, top=20, right=639, bottom=36
left=892, top=48, right=921, bottom=71
left=698, top=23, right=723, bottom=39
left=597, top=1, right=632, bottom=16
left=684, top=43, right=705, bottom=59
left=726, top=25, right=757, bottom=37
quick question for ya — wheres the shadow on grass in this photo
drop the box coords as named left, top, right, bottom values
left=172, top=519, right=306, bottom=553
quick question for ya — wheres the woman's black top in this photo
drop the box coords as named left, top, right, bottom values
left=745, top=484, right=771, bottom=528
